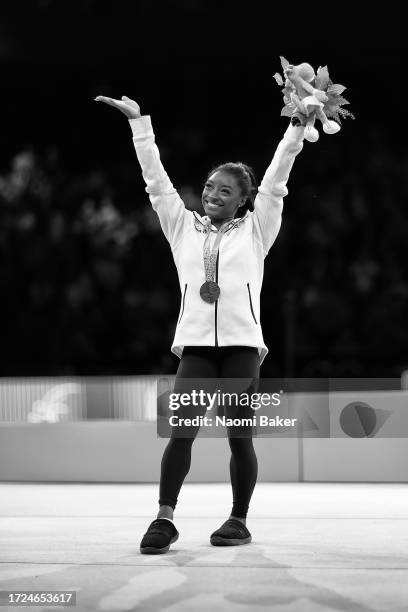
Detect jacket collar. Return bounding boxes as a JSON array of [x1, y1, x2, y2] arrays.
[[193, 210, 249, 234]]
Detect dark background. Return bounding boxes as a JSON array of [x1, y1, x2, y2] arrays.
[[1, 0, 407, 377]]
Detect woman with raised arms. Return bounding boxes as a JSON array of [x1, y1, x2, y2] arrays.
[[95, 81, 305, 553]]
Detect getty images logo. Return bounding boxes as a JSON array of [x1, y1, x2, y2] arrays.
[[27, 383, 81, 423]]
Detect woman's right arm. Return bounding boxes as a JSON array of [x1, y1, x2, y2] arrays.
[[95, 96, 188, 249]]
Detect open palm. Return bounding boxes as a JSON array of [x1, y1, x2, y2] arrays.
[[94, 95, 141, 119]]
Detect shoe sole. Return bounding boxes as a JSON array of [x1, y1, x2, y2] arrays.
[[140, 533, 179, 554], [210, 535, 252, 546]]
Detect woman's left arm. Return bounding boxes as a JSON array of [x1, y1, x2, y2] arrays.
[[253, 123, 305, 256]]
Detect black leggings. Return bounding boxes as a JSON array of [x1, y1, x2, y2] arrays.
[[159, 346, 260, 519]]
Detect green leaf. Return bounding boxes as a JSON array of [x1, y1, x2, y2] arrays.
[[325, 92, 337, 104], [328, 83, 346, 95], [273, 72, 284, 86], [280, 56, 290, 71], [336, 96, 350, 106], [281, 105, 293, 117]]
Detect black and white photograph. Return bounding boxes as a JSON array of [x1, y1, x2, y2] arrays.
[[1, 1, 408, 611]]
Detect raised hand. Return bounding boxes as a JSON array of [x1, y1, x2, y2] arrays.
[[94, 95, 141, 119]]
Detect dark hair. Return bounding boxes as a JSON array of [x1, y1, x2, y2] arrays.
[[205, 162, 257, 217]]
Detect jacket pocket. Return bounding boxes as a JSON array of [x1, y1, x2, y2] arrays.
[[178, 283, 187, 324], [247, 283, 258, 325]]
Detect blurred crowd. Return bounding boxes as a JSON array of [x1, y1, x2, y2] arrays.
[[1, 123, 407, 377]]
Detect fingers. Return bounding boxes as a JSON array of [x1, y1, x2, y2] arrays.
[[121, 96, 140, 110], [94, 95, 121, 108], [94, 95, 135, 105], [121, 96, 137, 106], [94, 95, 141, 119]]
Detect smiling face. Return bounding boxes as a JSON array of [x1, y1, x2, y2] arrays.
[[202, 171, 246, 226]]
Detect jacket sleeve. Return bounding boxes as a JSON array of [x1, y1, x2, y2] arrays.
[[253, 123, 305, 257], [129, 115, 189, 249]]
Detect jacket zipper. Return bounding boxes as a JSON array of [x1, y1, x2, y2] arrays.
[[214, 252, 219, 346], [178, 283, 187, 324], [247, 283, 258, 324]]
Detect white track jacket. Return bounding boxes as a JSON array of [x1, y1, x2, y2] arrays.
[[130, 116, 305, 364]]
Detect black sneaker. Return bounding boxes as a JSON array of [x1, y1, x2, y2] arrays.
[[140, 518, 179, 554], [210, 519, 252, 546]]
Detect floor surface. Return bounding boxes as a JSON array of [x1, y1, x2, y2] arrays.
[[1, 482, 408, 611]]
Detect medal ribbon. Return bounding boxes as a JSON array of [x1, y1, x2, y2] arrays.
[[202, 219, 230, 283]]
